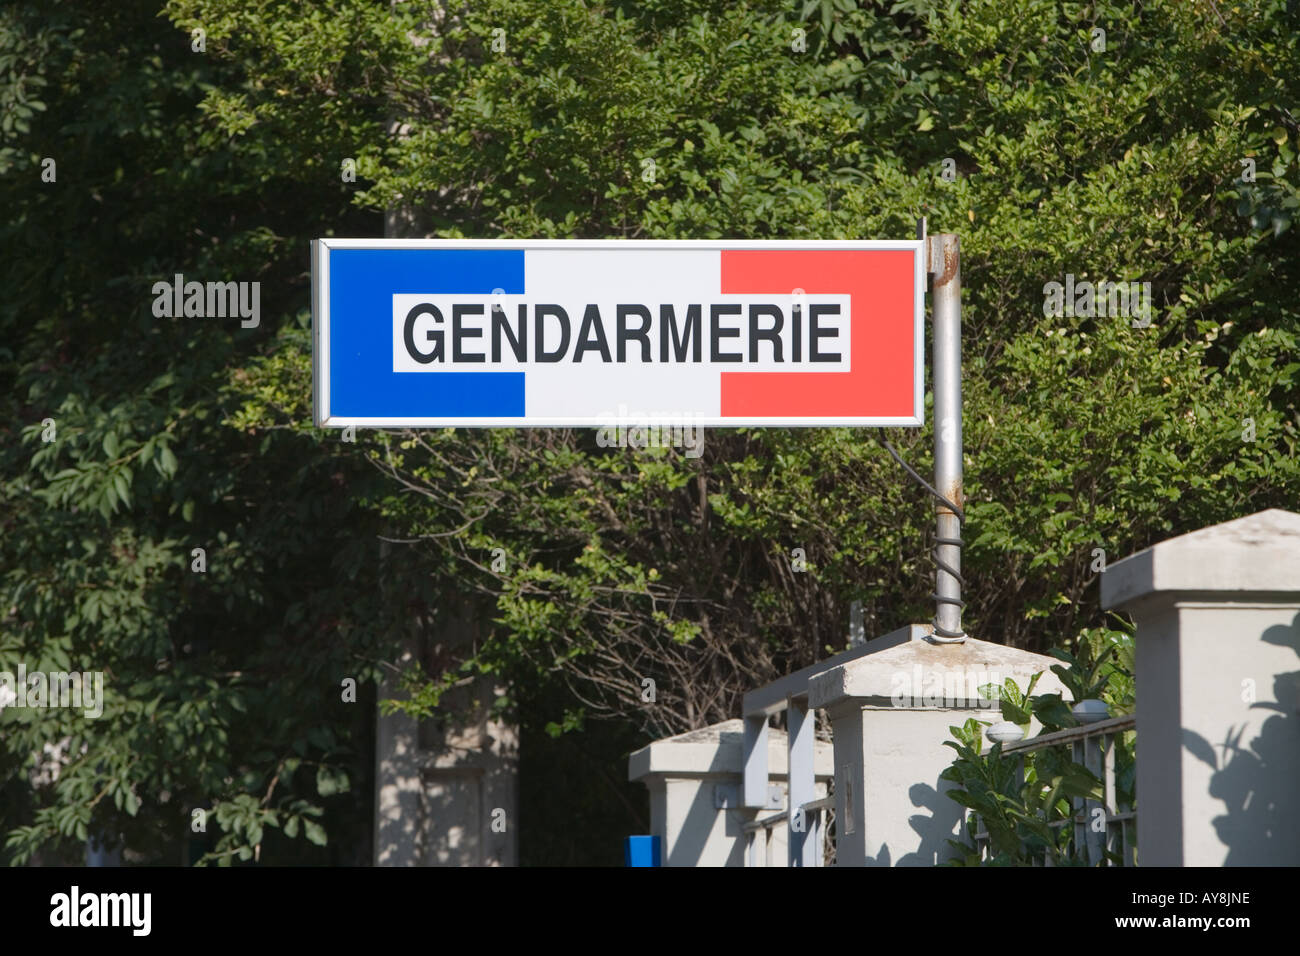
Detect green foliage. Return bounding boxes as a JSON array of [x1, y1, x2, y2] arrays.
[[943, 626, 1137, 864], [942, 715, 1103, 866], [978, 672, 1041, 730], [0, 0, 394, 864], [230, 0, 1300, 719], [1048, 616, 1136, 711]]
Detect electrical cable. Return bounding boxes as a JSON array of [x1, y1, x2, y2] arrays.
[[878, 438, 967, 642]]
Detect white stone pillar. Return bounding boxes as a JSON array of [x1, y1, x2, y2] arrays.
[[808, 625, 1067, 866], [373, 636, 423, 865], [373, 603, 519, 867], [1102, 508, 1300, 866]]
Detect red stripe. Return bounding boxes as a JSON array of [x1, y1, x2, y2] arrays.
[[719, 250, 916, 418]]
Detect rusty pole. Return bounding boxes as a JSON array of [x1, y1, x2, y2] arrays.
[[928, 233, 966, 642]]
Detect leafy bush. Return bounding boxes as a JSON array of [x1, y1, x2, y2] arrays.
[[941, 625, 1136, 865]]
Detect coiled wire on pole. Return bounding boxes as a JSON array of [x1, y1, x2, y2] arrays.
[[880, 439, 966, 642]]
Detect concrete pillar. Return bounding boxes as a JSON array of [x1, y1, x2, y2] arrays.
[[375, 81, 519, 864], [1102, 508, 1300, 866], [808, 625, 1067, 866], [628, 719, 833, 867], [374, 635, 424, 865], [374, 602, 519, 867], [418, 672, 518, 867]]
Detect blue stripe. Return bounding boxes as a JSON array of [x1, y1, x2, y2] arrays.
[[328, 248, 525, 418]]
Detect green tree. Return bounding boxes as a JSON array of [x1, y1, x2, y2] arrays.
[[220, 0, 1299, 732], [0, 0, 406, 865]]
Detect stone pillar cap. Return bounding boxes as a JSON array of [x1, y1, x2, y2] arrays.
[[1101, 509, 1300, 610], [808, 630, 1068, 711]]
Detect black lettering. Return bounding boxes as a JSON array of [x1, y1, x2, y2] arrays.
[[660, 305, 702, 362], [535, 304, 570, 362], [710, 304, 742, 363], [452, 304, 485, 362], [792, 303, 802, 363], [616, 304, 652, 363], [492, 304, 528, 362], [573, 304, 612, 362], [404, 303, 443, 364], [809, 303, 841, 362], [748, 304, 784, 363]]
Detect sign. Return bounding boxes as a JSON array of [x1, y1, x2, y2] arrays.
[[311, 239, 924, 428]]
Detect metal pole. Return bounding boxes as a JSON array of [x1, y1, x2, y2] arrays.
[[929, 233, 965, 642]]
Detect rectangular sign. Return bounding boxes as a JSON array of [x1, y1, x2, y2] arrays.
[[311, 239, 925, 428]]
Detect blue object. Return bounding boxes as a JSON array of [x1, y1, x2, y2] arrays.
[[625, 835, 662, 867], [324, 247, 526, 420]]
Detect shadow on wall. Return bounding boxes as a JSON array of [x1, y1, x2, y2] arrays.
[[1182, 611, 1300, 865], [901, 780, 960, 866], [673, 779, 745, 867], [865, 778, 960, 867]]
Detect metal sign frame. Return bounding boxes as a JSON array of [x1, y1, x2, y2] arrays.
[[310, 237, 926, 429]]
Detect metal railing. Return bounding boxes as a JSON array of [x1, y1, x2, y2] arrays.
[[969, 714, 1136, 866], [742, 795, 836, 867], [739, 624, 928, 867]]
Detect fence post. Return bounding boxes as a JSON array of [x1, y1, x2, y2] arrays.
[[1102, 508, 1300, 866], [743, 714, 770, 810], [787, 696, 817, 867], [808, 625, 1068, 865]]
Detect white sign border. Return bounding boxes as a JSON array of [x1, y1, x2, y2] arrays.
[[312, 238, 925, 429]]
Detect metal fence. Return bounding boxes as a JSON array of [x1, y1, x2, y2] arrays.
[[738, 638, 885, 867], [969, 714, 1136, 865], [742, 794, 836, 867]]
